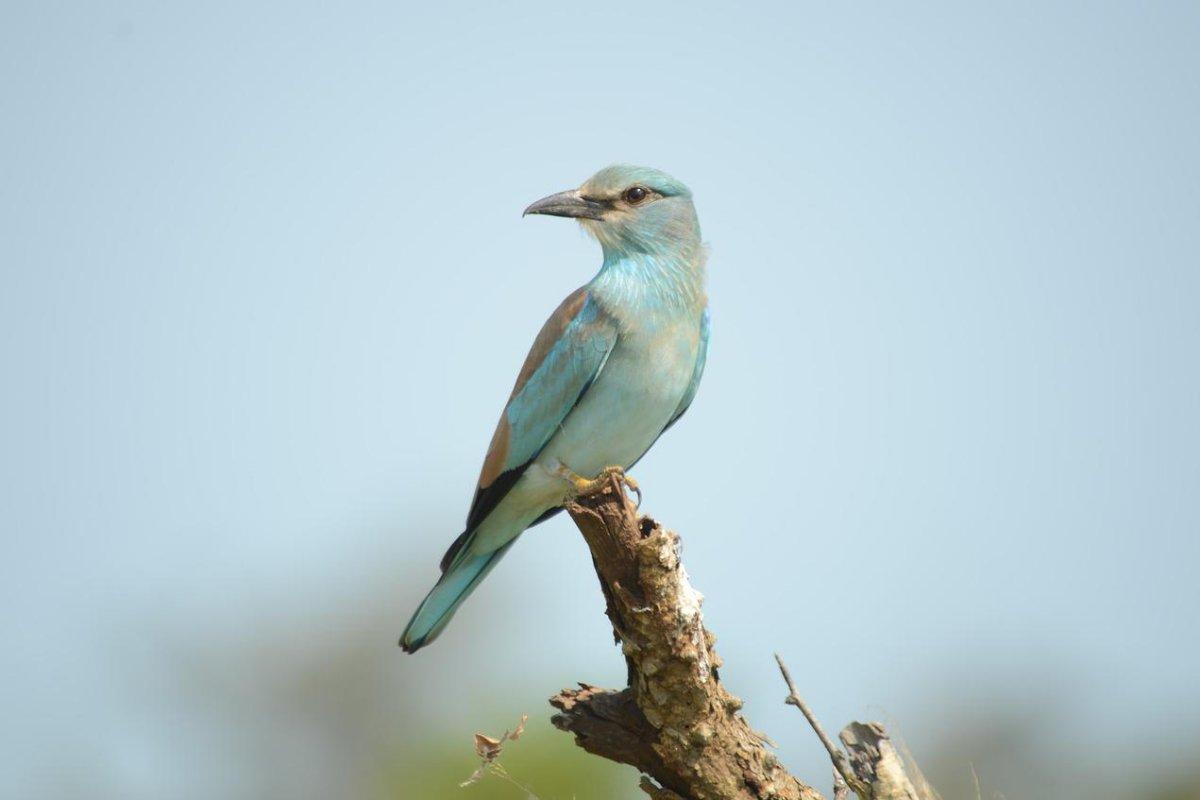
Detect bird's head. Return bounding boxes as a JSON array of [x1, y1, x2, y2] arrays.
[[524, 164, 700, 259]]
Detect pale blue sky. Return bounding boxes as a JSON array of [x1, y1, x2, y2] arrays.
[[2, 2, 1198, 797]]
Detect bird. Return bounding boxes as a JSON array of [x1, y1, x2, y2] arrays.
[[400, 164, 710, 653]]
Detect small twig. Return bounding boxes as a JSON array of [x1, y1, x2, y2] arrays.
[[486, 762, 539, 799], [833, 767, 849, 800], [774, 653, 861, 794]]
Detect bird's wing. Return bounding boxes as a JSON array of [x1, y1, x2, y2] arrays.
[[662, 307, 710, 434], [439, 287, 619, 572]]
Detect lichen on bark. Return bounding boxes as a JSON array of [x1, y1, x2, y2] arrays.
[[549, 474, 823, 800]]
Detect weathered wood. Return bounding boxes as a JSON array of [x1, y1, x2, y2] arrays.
[[549, 475, 823, 800], [775, 654, 936, 800], [839, 722, 935, 800]]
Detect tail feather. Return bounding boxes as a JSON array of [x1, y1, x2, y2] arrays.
[[439, 529, 472, 573], [399, 541, 514, 653]]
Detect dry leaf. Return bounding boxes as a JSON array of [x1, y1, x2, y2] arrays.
[[462, 714, 534, 791], [473, 732, 503, 761], [510, 714, 528, 741]]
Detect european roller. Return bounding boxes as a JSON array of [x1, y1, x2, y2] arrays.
[[400, 165, 709, 653]]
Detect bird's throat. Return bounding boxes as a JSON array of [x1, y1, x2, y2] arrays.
[[591, 247, 707, 325]]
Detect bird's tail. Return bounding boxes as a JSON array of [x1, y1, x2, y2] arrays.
[[399, 541, 514, 653]]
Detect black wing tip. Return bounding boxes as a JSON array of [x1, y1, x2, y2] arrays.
[[399, 635, 426, 654], [439, 529, 472, 573], [465, 465, 529, 532]]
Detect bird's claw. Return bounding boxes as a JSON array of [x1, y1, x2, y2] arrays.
[[617, 469, 643, 508], [559, 464, 641, 508]]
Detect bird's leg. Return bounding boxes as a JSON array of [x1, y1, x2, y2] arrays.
[[557, 464, 641, 508]]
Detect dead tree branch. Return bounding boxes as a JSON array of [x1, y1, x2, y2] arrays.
[[837, 723, 936, 800], [549, 477, 937, 800], [775, 654, 936, 800], [774, 654, 866, 796], [549, 474, 823, 800]]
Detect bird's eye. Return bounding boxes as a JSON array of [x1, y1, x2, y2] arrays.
[[623, 186, 649, 204]]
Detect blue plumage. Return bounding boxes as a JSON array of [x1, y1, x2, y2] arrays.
[[402, 543, 515, 652], [401, 165, 709, 653]]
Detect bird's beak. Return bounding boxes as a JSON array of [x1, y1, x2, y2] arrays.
[[522, 190, 607, 220]]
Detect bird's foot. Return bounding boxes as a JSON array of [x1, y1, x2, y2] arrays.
[[558, 464, 641, 507]]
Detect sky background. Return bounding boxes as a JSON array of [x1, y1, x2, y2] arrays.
[[2, 2, 1198, 798]]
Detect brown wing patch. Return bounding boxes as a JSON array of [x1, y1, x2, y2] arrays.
[[474, 287, 586, 492], [463, 286, 595, 535], [508, 287, 588, 400], [477, 413, 510, 489]]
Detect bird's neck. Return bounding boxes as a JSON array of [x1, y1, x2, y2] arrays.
[[590, 239, 707, 327]]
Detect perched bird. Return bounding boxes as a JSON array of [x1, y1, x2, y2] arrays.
[[400, 164, 709, 653]]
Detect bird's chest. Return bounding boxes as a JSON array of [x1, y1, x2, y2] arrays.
[[548, 319, 699, 473]]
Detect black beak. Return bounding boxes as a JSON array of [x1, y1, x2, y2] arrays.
[[522, 190, 607, 220]]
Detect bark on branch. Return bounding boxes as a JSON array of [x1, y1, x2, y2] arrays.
[[546, 476, 939, 799], [549, 475, 823, 800], [775, 655, 937, 800]]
